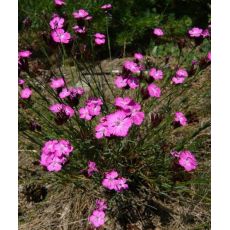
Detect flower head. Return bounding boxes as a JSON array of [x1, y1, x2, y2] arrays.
[[73, 9, 89, 19], [178, 150, 198, 171], [107, 111, 132, 137], [147, 83, 161, 98], [50, 78, 65, 90], [188, 27, 203, 37], [174, 112, 187, 126], [96, 199, 107, 211], [87, 161, 98, 176], [73, 25, 87, 34], [20, 87, 32, 99], [40, 139, 73, 172], [79, 107, 92, 121], [54, 0, 65, 6], [88, 210, 105, 228], [207, 51, 211, 62], [50, 16, 64, 30], [94, 33, 106, 45], [18, 79, 25, 85], [134, 53, 144, 61], [153, 28, 164, 36], [114, 75, 128, 89], [101, 4, 112, 10], [18, 50, 32, 58], [51, 29, 71, 44], [149, 68, 163, 80], [123, 60, 140, 74]]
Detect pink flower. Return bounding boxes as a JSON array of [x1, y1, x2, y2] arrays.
[[96, 199, 107, 211], [95, 122, 111, 139], [63, 105, 75, 117], [20, 87, 32, 99], [176, 69, 188, 78], [147, 83, 161, 98], [170, 151, 181, 158], [49, 103, 63, 113], [18, 50, 32, 58], [153, 28, 164, 36], [172, 68, 188, 84], [129, 110, 145, 126], [172, 76, 186, 84], [50, 78, 65, 89], [69, 87, 85, 98], [79, 107, 92, 120], [102, 170, 128, 192], [188, 27, 203, 37], [88, 210, 105, 228], [114, 97, 132, 110], [87, 161, 98, 176], [88, 104, 101, 116], [18, 79, 25, 85], [149, 68, 163, 80], [40, 139, 73, 172], [73, 25, 87, 34], [123, 60, 140, 74], [54, 140, 74, 156], [107, 110, 132, 137], [51, 29, 71, 44], [102, 170, 119, 190], [59, 88, 70, 98], [114, 75, 128, 89], [49, 104, 75, 118], [174, 112, 187, 126], [115, 177, 129, 192], [86, 98, 103, 107], [207, 51, 211, 62], [101, 4, 112, 10], [73, 9, 89, 19], [49, 16, 64, 30], [54, 0, 65, 6], [134, 53, 144, 61], [85, 15, 93, 21], [178, 150, 198, 172], [127, 76, 139, 89], [94, 33, 106, 45], [201, 29, 210, 38]]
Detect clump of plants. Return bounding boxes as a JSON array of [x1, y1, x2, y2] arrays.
[[19, 0, 211, 228]]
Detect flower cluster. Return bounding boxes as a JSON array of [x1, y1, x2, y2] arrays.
[[114, 54, 144, 89], [171, 150, 198, 172], [88, 199, 107, 228], [40, 139, 74, 172], [188, 27, 210, 38], [49, 103, 75, 124], [172, 68, 188, 84], [50, 15, 71, 44], [79, 98, 103, 121], [174, 112, 187, 126], [102, 170, 128, 192], [59, 87, 85, 105], [94, 33, 106, 45], [95, 97, 144, 139]]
